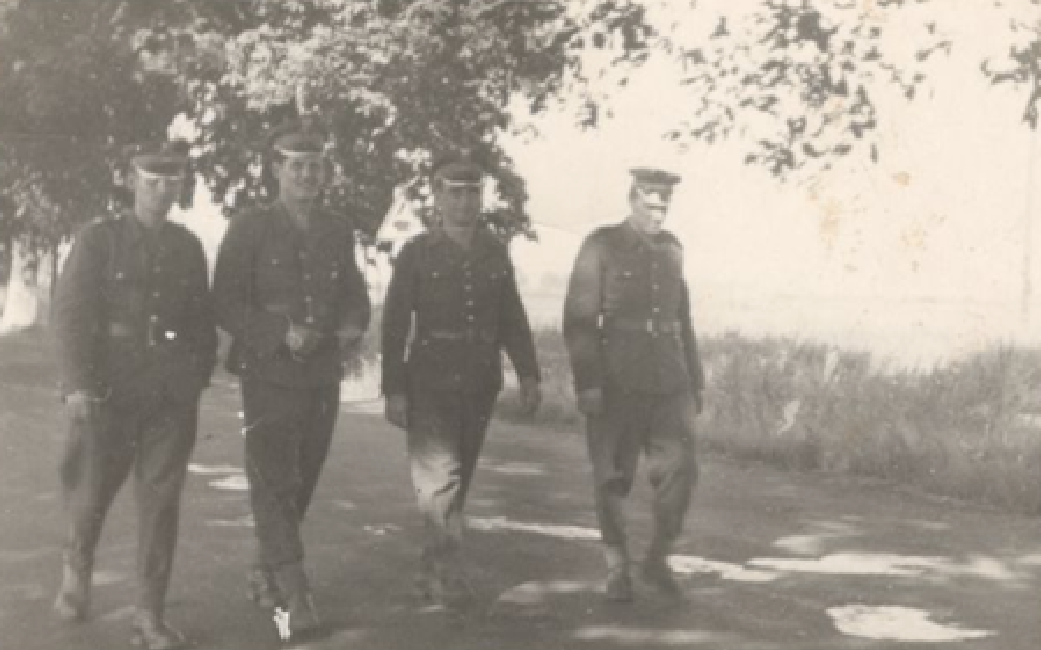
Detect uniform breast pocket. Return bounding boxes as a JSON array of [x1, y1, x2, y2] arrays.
[[104, 269, 144, 313], [256, 254, 294, 299]]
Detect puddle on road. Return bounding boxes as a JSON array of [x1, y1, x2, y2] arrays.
[[188, 463, 243, 476], [669, 555, 779, 583], [829, 605, 995, 642], [210, 475, 250, 491], [468, 516, 600, 541]]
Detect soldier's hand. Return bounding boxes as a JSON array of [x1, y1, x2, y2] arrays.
[[385, 394, 408, 429], [575, 388, 604, 417], [335, 325, 364, 351], [286, 324, 320, 356], [64, 390, 98, 422], [519, 377, 542, 416]]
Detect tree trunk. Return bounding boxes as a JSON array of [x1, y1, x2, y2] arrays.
[[0, 239, 55, 332]]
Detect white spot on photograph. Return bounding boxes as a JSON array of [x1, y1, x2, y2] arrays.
[[829, 605, 995, 642]]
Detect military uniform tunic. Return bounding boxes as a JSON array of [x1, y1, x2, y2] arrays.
[[52, 213, 216, 614], [563, 221, 702, 555], [212, 203, 370, 569], [381, 228, 539, 570]]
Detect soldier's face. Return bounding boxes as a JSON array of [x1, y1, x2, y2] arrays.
[[275, 153, 327, 201], [435, 182, 482, 227], [131, 169, 185, 218], [629, 184, 672, 234]]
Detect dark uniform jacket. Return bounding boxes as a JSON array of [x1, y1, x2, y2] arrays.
[[53, 214, 217, 406], [563, 221, 704, 395], [381, 228, 539, 396], [212, 203, 371, 388]]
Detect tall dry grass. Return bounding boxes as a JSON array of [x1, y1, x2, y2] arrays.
[[498, 327, 1041, 515]]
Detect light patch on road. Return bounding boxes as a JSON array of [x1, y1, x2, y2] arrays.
[[669, 555, 780, 583], [751, 553, 946, 576], [1017, 553, 1041, 566], [497, 580, 598, 605], [750, 553, 1021, 580], [0, 584, 45, 600], [479, 460, 547, 476], [331, 499, 357, 511], [206, 514, 254, 528], [210, 475, 250, 491], [573, 627, 719, 644], [340, 398, 385, 415], [468, 516, 601, 541], [908, 520, 951, 531], [92, 570, 128, 586], [101, 605, 136, 622], [363, 524, 401, 536], [829, 605, 995, 642], [188, 463, 243, 475], [0, 548, 53, 563], [773, 521, 859, 555]]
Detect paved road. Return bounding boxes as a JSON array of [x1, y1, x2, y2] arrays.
[[1, 333, 1039, 649]]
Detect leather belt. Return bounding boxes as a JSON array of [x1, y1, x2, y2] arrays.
[[107, 322, 180, 344], [606, 318, 683, 334]]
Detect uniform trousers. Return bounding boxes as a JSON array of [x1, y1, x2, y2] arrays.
[[585, 387, 697, 557], [60, 395, 198, 615], [406, 388, 498, 570], [241, 380, 339, 570]]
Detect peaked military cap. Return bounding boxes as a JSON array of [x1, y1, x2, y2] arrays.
[[268, 117, 330, 156], [629, 167, 682, 189], [130, 141, 190, 178], [430, 150, 484, 187]]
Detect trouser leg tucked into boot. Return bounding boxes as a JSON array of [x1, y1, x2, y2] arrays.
[[603, 545, 633, 602], [274, 562, 322, 641], [54, 558, 91, 622], [132, 609, 186, 650]]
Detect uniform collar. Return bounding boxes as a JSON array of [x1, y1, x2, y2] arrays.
[[429, 226, 500, 259], [118, 211, 169, 245]]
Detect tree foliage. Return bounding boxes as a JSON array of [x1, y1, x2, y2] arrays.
[[2, 0, 1040, 256]]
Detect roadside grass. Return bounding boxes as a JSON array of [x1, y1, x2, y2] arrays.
[[498, 327, 1041, 516], [8, 321, 1041, 515]]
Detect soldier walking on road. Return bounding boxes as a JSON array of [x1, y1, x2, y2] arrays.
[[212, 119, 370, 642], [52, 141, 217, 650], [381, 152, 542, 606], [563, 167, 705, 603]]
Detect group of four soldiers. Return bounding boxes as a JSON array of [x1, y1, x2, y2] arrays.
[[51, 120, 704, 648]]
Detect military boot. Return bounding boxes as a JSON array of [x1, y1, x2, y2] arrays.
[[602, 546, 633, 602], [640, 543, 684, 599], [131, 610, 186, 650], [273, 562, 322, 641], [53, 561, 91, 622], [247, 566, 284, 609]]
